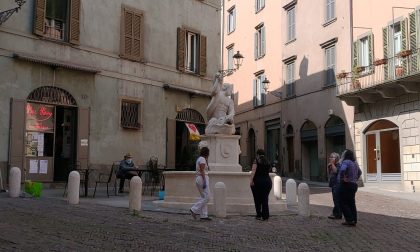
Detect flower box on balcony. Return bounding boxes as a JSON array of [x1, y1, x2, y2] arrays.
[[337, 72, 348, 79], [398, 50, 412, 58], [373, 58, 388, 66], [355, 66, 365, 73], [350, 79, 361, 90], [395, 66, 404, 77]]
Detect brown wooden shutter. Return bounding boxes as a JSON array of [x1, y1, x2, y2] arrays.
[[120, 6, 143, 61], [77, 107, 90, 169], [199, 34, 207, 76], [33, 0, 46, 36], [9, 99, 26, 170], [177, 27, 186, 71], [69, 0, 81, 44], [166, 118, 176, 169]]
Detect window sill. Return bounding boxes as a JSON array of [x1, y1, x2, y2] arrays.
[[323, 18, 337, 27], [284, 95, 296, 100], [254, 54, 266, 61], [285, 38, 296, 46], [227, 29, 235, 35], [40, 36, 72, 46], [121, 125, 142, 131]]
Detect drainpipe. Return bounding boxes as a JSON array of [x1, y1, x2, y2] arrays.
[[221, 0, 225, 71], [349, 0, 356, 152]]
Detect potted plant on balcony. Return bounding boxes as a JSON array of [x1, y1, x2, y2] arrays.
[[336, 71, 348, 79], [398, 49, 412, 58], [395, 65, 404, 77], [373, 58, 388, 66]]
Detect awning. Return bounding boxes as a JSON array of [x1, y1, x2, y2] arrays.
[[13, 52, 100, 74], [163, 83, 211, 97]]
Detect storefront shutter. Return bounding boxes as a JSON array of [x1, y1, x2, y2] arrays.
[[33, 0, 46, 36], [177, 28, 186, 71], [383, 27, 389, 79], [9, 99, 26, 171], [77, 107, 89, 169], [409, 11, 418, 72], [199, 35, 207, 76], [69, 0, 81, 44], [166, 119, 176, 169]]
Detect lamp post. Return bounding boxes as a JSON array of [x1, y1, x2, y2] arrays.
[[262, 77, 270, 93], [218, 51, 244, 77], [0, 0, 26, 26]]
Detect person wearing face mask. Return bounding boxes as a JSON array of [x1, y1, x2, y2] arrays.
[[116, 153, 138, 193]]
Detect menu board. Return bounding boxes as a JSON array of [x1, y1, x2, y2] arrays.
[[26, 103, 54, 132]]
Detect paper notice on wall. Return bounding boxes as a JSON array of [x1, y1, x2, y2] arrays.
[[37, 133, 44, 147], [29, 160, 39, 174], [39, 160, 48, 174]]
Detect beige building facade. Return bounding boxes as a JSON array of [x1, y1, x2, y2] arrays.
[[0, 0, 221, 185], [338, 0, 420, 189], [224, 0, 354, 182]]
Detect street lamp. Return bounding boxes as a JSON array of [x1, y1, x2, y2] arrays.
[[262, 77, 270, 93], [219, 50, 244, 77], [0, 0, 26, 26]]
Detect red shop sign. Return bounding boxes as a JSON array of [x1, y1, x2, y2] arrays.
[[26, 103, 54, 132]]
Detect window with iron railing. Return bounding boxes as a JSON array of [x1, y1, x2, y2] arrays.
[[121, 100, 142, 130]]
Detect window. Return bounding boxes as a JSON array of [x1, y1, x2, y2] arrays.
[[228, 6, 236, 34], [254, 24, 266, 59], [227, 45, 234, 70], [353, 34, 373, 74], [120, 5, 144, 62], [33, 0, 80, 44], [285, 61, 296, 97], [253, 73, 266, 107], [121, 100, 142, 130], [255, 0, 265, 13], [325, 45, 336, 86], [287, 7, 296, 42], [326, 0, 335, 22], [177, 28, 207, 75]]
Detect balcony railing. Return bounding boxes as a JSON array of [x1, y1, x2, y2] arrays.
[[337, 48, 420, 96]]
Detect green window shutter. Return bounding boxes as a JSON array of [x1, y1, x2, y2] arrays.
[[410, 11, 418, 72], [177, 27, 186, 71], [33, 0, 46, 36], [353, 41, 359, 68], [401, 19, 408, 73], [368, 34, 374, 66], [383, 26, 389, 79]]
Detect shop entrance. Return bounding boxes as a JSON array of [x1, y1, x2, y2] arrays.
[[301, 120, 320, 181]]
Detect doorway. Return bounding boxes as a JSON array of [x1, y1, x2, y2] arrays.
[[301, 120, 319, 181], [365, 120, 401, 181], [248, 129, 256, 167]]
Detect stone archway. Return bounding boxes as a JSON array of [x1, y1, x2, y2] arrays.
[[300, 120, 319, 181]]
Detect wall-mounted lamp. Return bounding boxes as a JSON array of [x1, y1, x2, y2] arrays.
[[262, 78, 270, 92], [0, 0, 26, 25], [219, 51, 244, 77]]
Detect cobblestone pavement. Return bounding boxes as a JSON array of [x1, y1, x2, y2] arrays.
[[1, 188, 420, 251]]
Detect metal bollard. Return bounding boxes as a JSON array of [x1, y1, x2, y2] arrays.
[[273, 176, 282, 200], [9, 167, 21, 198], [214, 182, 227, 218], [286, 179, 297, 206], [298, 183, 310, 217], [129, 176, 142, 214], [68, 171, 80, 205]]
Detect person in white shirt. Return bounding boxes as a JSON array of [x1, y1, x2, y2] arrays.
[[190, 147, 211, 220]]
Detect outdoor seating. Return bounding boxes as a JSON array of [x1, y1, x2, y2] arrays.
[[141, 156, 165, 196], [93, 162, 119, 198]]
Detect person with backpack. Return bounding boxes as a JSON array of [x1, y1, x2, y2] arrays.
[[338, 149, 362, 227]]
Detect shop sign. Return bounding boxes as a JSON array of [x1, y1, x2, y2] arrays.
[[26, 103, 54, 132]]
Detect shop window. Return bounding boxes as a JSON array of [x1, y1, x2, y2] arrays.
[[121, 100, 142, 130]]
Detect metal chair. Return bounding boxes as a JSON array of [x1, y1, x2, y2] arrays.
[[93, 163, 117, 198]]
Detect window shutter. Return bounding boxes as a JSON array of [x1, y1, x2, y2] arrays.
[[261, 0, 265, 8], [69, 0, 81, 45], [383, 26, 389, 79], [401, 19, 408, 72], [410, 11, 418, 72], [33, 0, 46, 36], [177, 27, 186, 71], [253, 79, 257, 107], [352, 41, 358, 68], [254, 32, 258, 59], [255, 0, 257, 12], [261, 74, 266, 105], [132, 12, 144, 61], [120, 6, 143, 61], [261, 26, 266, 56], [368, 34, 374, 66], [199, 35, 207, 76], [331, 47, 336, 84], [233, 8, 236, 30]]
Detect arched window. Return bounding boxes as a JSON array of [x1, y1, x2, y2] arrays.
[[175, 108, 205, 124], [27, 86, 77, 106]]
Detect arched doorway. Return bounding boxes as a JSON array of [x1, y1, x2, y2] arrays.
[[365, 120, 401, 181], [24, 86, 79, 182], [285, 125, 295, 177], [174, 109, 205, 170], [325, 116, 346, 179], [248, 128, 256, 167], [301, 120, 319, 181]]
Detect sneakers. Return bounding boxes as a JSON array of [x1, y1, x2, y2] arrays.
[[189, 209, 198, 220], [200, 217, 212, 221]]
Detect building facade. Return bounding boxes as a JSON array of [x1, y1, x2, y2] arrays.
[[223, 0, 354, 181], [338, 0, 420, 189], [0, 0, 221, 184]]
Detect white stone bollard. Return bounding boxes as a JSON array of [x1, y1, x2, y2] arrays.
[[9, 167, 21, 198], [298, 183, 310, 217], [273, 176, 282, 200], [129, 176, 142, 213], [286, 179, 297, 206], [214, 182, 227, 218], [68, 171, 80, 205]]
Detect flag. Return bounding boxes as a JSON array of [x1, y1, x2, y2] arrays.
[[185, 123, 200, 141]]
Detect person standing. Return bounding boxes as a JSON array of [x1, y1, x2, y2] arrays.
[[327, 152, 342, 220], [190, 147, 212, 220], [250, 149, 273, 221], [116, 153, 138, 193], [338, 149, 361, 226]]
